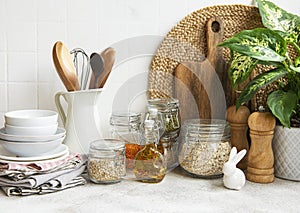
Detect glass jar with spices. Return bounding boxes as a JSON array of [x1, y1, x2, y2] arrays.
[[110, 112, 143, 169], [147, 98, 181, 137], [88, 139, 126, 184], [179, 119, 231, 178]]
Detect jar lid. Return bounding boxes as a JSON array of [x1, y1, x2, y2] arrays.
[[148, 98, 179, 111], [182, 119, 230, 141], [89, 139, 125, 151], [110, 112, 141, 126]]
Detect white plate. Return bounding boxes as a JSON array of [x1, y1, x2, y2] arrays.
[[0, 127, 66, 142], [0, 144, 69, 162]]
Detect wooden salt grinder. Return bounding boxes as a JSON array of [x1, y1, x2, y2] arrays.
[[226, 105, 250, 170], [247, 111, 276, 183]]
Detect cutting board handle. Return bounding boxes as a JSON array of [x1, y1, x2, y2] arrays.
[[206, 17, 224, 65]]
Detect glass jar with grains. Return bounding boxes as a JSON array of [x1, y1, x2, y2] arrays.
[[88, 139, 126, 184], [110, 112, 143, 169], [179, 119, 231, 178]]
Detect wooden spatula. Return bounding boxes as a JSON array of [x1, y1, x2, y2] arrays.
[[174, 17, 234, 122], [52, 41, 80, 91]]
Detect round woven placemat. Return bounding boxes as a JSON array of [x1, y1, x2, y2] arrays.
[[149, 4, 267, 110]]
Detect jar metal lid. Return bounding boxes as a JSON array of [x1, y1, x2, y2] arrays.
[[89, 139, 125, 151], [110, 112, 141, 126], [148, 98, 179, 111], [182, 119, 230, 142]]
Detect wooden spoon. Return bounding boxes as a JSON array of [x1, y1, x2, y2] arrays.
[[52, 41, 80, 91], [90, 47, 115, 88], [98, 47, 115, 88]]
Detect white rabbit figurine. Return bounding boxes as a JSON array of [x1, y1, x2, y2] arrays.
[[222, 147, 247, 190]]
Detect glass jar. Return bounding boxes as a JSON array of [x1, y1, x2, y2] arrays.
[[179, 119, 231, 178], [158, 131, 179, 172], [147, 98, 181, 137], [88, 139, 126, 184], [110, 112, 142, 170], [110, 112, 142, 144], [133, 120, 166, 183]]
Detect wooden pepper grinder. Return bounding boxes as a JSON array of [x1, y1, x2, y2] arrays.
[[247, 110, 276, 183], [226, 105, 250, 170]]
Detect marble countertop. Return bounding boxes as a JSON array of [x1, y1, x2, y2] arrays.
[[0, 168, 299, 213]]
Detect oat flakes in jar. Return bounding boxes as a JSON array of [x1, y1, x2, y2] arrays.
[[88, 139, 126, 184], [179, 119, 231, 178]]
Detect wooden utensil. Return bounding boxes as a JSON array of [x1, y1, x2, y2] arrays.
[[52, 41, 80, 91], [89, 47, 115, 89], [174, 17, 235, 121], [99, 47, 115, 88], [89, 53, 104, 89]]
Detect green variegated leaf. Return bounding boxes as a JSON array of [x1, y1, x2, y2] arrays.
[[228, 51, 258, 89], [219, 28, 286, 62], [256, 0, 300, 42], [236, 67, 287, 109], [290, 65, 300, 73], [267, 90, 298, 127], [295, 56, 300, 67]]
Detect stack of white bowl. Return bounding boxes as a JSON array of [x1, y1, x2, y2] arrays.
[[0, 110, 66, 157]]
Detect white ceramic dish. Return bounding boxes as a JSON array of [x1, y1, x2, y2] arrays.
[[4, 109, 58, 127], [0, 144, 69, 162], [5, 123, 58, 136], [0, 136, 65, 157], [0, 127, 66, 142]]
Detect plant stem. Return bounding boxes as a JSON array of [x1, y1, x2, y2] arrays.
[[291, 42, 300, 54], [283, 61, 290, 72], [286, 53, 293, 66]]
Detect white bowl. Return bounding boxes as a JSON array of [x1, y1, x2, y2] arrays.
[[5, 123, 58, 136], [5, 110, 58, 127], [0, 136, 65, 157], [0, 127, 66, 142]]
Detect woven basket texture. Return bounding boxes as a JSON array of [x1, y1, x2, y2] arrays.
[[148, 4, 285, 111]]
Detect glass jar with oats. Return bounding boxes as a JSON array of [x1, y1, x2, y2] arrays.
[[88, 139, 126, 184], [179, 119, 231, 179]]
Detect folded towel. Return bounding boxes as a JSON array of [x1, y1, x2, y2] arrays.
[[0, 153, 88, 196], [2, 175, 86, 196], [0, 154, 87, 180]]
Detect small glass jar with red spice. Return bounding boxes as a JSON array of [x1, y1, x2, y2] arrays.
[[110, 112, 143, 170]]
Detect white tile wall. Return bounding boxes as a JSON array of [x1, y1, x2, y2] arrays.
[[7, 83, 37, 110], [7, 52, 37, 82], [37, 0, 66, 22], [0, 0, 298, 129], [7, 23, 37, 52], [0, 83, 7, 111], [0, 53, 6, 82], [6, 0, 37, 23]]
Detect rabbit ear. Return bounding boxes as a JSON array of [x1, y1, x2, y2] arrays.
[[233, 149, 247, 165], [228, 147, 237, 162]]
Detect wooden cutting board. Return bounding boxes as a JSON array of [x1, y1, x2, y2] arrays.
[[174, 16, 237, 122]]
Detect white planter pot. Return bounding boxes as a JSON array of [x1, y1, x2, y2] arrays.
[[273, 126, 300, 181]]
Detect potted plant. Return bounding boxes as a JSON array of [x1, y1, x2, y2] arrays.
[[219, 0, 300, 181]]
